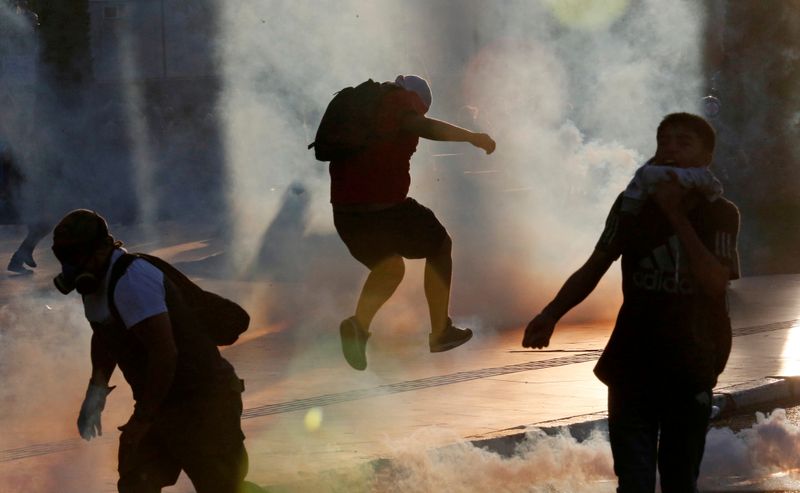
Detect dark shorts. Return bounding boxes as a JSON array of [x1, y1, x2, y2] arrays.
[[333, 197, 449, 270], [118, 378, 247, 493]]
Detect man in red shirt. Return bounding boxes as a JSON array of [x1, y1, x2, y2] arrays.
[[331, 75, 496, 370]]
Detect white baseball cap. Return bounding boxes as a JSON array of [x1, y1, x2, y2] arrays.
[[395, 74, 432, 110]]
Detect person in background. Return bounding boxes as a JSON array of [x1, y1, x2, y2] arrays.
[[0, 139, 50, 275]]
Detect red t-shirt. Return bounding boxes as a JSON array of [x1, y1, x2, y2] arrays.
[[329, 89, 427, 205]]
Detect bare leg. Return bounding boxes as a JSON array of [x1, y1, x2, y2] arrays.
[[424, 235, 452, 335], [355, 255, 405, 329]]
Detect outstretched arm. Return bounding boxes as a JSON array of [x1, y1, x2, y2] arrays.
[[400, 114, 496, 154], [522, 249, 616, 348]]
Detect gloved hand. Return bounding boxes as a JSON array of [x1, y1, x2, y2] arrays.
[[77, 381, 115, 441]]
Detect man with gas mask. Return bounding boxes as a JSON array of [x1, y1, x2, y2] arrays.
[[52, 209, 255, 493]]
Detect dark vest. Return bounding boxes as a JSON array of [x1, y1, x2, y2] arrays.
[[89, 258, 235, 403]]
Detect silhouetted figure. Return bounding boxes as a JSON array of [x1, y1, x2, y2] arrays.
[[51, 209, 262, 493], [316, 75, 495, 370], [7, 221, 50, 274], [523, 113, 740, 493], [0, 140, 50, 275], [249, 183, 309, 282], [0, 140, 22, 224]]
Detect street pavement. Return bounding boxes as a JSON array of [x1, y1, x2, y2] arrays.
[[1, 224, 800, 492]]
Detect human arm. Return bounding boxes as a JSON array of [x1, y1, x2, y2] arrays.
[[400, 114, 496, 154], [77, 331, 117, 440], [89, 330, 116, 386], [522, 249, 617, 348], [652, 175, 730, 297], [118, 313, 177, 446], [108, 259, 175, 446]]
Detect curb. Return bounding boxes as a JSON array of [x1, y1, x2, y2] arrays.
[[469, 376, 800, 457], [712, 376, 800, 416], [264, 376, 800, 491]]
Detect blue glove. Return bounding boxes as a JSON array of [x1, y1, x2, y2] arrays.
[[77, 381, 115, 441]]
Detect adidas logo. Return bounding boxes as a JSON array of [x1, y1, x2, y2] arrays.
[[633, 270, 695, 294], [632, 235, 695, 294]]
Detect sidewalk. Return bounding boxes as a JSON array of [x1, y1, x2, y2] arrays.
[[235, 274, 800, 487], [1, 226, 800, 492]]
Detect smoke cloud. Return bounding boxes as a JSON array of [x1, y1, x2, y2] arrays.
[[3, 1, 778, 492], [245, 411, 800, 493], [0, 0, 710, 333], [701, 408, 800, 485], [215, 0, 706, 332]]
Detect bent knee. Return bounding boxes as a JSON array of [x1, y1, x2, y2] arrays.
[[373, 256, 405, 278], [436, 234, 452, 256]]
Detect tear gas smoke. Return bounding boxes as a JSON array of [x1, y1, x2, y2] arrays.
[[0, 292, 129, 493], [241, 412, 800, 492], [701, 408, 800, 483], [1, 1, 774, 492], [217, 0, 705, 332], [0, 0, 708, 333]]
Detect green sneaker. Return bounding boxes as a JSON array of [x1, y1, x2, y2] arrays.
[[340, 316, 370, 370], [429, 320, 473, 353]]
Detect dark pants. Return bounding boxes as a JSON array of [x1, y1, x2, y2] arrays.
[[118, 380, 248, 493], [608, 386, 711, 493]]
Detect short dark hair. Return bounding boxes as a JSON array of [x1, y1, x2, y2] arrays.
[[657, 112, 715, 153]]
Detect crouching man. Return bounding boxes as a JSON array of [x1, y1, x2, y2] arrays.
[[52, 209, 257, 493]]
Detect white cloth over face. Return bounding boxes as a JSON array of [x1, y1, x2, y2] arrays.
[[621, 159, 723, 214]]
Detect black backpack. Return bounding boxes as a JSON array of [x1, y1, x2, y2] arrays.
[[108, 253, 250, 346], [308, 79, 400, 161]]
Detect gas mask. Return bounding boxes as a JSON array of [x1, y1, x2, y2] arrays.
[[51, 210, 114, 296], [53, 263, 101, 295], [52, 244, 104, 296]]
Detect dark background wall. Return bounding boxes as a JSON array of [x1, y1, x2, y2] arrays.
[[2, 0, 227, 226], [705, 0, 800, 275]]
